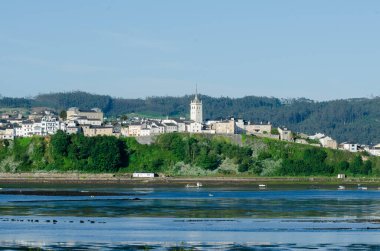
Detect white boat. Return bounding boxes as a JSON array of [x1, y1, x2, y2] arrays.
[[208, 193, 214, 197], [338, 186, 345, 190], [259, 184, 267, 189], [186, 182, 203, 188], [357, 184, 368, 190]]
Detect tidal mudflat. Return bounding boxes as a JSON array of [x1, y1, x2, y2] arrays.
[[1, 184, 380, 250]]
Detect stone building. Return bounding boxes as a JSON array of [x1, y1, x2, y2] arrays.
[[245, 123, 272, 135], [67, 107, 104, 122], [211, 119, 236, 134], [190, 91, 203, 124], [278, 127, 293, 141], [319, 136, 338, 149], [82, 125, 114, 137]]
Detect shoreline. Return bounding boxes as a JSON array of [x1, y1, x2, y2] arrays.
[[1, 172, 380, 186]]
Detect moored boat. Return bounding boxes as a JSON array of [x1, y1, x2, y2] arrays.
[[258, 184, 267, 189], [186, 182, 203, 188]]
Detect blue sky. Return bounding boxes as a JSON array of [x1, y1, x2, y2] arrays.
[[1, 1, 379, 100]]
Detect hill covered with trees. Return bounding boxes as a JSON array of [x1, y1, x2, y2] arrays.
[[1, 91, 380, 144], [0, 133, 378, 177]]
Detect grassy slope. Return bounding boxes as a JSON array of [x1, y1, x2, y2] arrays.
[[0, 134, 379, 177]]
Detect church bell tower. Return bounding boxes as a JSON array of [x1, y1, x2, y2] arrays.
[[190, 86, 203, 123]]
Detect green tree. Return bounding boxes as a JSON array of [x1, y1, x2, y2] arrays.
[[271, 128, 279, 135], [87, 136, 122, 172], [238, 158, 250, 172], [51, 130, 70, 158], [196, 148, 220, 170], [59, 110, 67, 120], [120, 114, 128, 121], [337, 161, 350, 172], [363, 160, 372, 175], [349, 155, 363, 175], [3, 139, 9, 148]]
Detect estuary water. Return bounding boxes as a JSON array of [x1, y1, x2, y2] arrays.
[[1, 183, 380, 250]]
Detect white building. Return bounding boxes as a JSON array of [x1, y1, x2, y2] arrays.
[[190, 91, 203, 124], [32, 123, 44, 136], [41, 115, 62, 135], [21, 121, 34, 137], [66, 126, 81, 134], [0, 128, 15, 140], [32, 115, 63, 136], [340, 142, 358, 153], [178, 122, 187, 132], [75, 117, 102, 126], [14, 125, 23, 137], [366, 144, 380, 156], [189, 122, 203, 133], [309, 133, 326, 140], [163, 122, 178, 133], [151, 122, 165, 135], [140, 128, 151, 136]]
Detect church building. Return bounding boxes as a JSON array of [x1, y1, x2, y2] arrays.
[[190, 90, 203, 123]]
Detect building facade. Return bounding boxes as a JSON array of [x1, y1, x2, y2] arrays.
[[278, 127, 293, 141], [245, 123, 272, 135], [211, 119, 236, 134], [319, 136, 338, 149], [190, 93, 203, 123], [67, 107, 104, 122]]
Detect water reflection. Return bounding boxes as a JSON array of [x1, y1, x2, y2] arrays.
[[1, 186, 380, 249], [1, 187, 380, 218]]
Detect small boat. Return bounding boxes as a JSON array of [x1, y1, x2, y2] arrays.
[[186, 182, 203, 188], [259, 184, 267, 189], [357, 184, 368, 190], [208, 193, 214, 197], [338, 186, 345, 190]]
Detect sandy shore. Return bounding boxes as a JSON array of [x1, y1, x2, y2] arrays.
[[0, 172, 380, 186]]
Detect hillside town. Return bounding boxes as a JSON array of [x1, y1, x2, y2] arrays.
[[1, 93, 379, 157]]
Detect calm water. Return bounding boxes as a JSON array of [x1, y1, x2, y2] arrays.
[[1, 184, 380, 250]]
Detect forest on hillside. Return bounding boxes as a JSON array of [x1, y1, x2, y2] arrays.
[[1, 91, 380, 144], [0, 133, 377, 176]]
